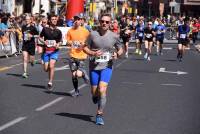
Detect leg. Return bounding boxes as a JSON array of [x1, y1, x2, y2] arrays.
[[48, 59, 56, 84], [95, 68, 112, 125], [90, 70, 100, 103], [148, 41, 153, 55], [22, 51, 29, 75], [156, 40, 160, 54], [144, 40, 148, 59]]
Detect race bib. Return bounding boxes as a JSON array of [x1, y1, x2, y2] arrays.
[[95, 52, 111, 63], [146, 33, 152, 38], [24, 33, 30, 41], [139, 33, 143, 37], [72, 41, 81, 49], [157, 30, 162, 34], [46, 40, 56, 47], [180, 34, 186, 39]]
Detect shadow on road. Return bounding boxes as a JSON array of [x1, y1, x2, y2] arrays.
[[55, 113, 95, 123], [163, 59, 177, 62], [21, 84, 46, 89], [7, 73, 22, 77], [44, 91, 72, 97]]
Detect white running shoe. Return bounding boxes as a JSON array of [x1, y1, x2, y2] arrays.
[[144, 53, 148, 59]]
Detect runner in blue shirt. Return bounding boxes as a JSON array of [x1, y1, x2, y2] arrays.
[[155, 19, 166, 55], [134, 19, 144, 55]]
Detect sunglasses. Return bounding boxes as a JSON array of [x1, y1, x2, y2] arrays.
[[148, 24, 152, 25], [100, 20, 110, 24]]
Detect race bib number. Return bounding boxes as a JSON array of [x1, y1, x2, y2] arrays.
[[95, 52, 111, 63], [24, 33, 30, 41], [139, 33, 143, 37], [72, 41, 81, 49], [157, 30, 162, 34], [46, 40, 56, 47], [146, 33, 152, 38], [180, 34, 186, 39]]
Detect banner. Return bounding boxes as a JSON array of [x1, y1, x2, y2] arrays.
[[66, 0, 84, 20], [184, 0, 200, 5]]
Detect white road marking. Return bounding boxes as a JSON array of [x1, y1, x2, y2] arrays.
[[36, 97, 64, 111], [160, 83, 182, 87], [159, 67, 188, 75], [55, 65, 69, 71], [116, 59, 128, 68], [0, 116, 27, 131], [122, 82, 144, 85], [163, 47, 173, 50]]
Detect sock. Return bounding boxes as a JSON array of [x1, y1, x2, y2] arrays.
[[72, 77, 78, 92]]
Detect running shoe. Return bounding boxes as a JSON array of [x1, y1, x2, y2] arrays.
[[125, 52, 128, 58], [144, 53, 148, 59], [147, 56, 151, 61], [71, 90, 80, 97], [92, 96, 99, 104], [30, 60, 36, 67], [47, 83, 53, 91], [22, 73, 28, 78], [134, 49, 139, 54], [138, 50, 142, 55], [96, 114, 104, 125]]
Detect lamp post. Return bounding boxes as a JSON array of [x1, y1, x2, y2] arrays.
[[148, 0, 152, 19]]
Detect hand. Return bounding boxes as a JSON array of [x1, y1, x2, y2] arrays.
[[55, 43, 59, 49], [94, 50, 103, 56], [112, 52, 118, 60]]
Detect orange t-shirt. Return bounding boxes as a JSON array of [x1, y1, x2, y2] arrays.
[[66, 27, 89, 59]]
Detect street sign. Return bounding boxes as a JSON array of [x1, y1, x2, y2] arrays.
[[174, 3, 180, 13], [169, 1, 177, 7]]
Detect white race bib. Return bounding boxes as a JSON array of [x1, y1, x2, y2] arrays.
[[24, 33, 30, 41], [139, 33, 143, 37], [157, 30, 162, 34], [146, 34, 152, 38], [46, 40, 56, 47], [180, 34, 186, 39], [72, 41, 81, 48], [95, 52, 111, 63]]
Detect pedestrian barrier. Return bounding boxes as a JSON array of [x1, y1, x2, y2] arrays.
[[0, 31, 19, 58]]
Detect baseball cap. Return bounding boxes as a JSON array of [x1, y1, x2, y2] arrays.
[[73, 13, 84, 20]]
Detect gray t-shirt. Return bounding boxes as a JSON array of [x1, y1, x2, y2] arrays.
[[87, 30, 122, 70]]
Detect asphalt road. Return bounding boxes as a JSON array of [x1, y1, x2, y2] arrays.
[[0, 43, 200, 134]]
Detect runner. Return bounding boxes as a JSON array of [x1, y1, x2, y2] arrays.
[[155, 19, 166, 56], [134, 19, 144, 55], [120, 17, 133, 58], [177, 18, 190, 62], [39, 14, 62, 91], [144, 21, 155, 61], [83, 13, 123, 125], [21, 16, 38, 78], [66, 14, 90, 97]]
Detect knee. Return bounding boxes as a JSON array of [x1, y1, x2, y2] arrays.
[[99, 86, 107, 97], [73, 70, 83, 78]]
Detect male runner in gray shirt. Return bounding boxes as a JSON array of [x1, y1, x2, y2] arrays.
[[84, 13, 123, 125]]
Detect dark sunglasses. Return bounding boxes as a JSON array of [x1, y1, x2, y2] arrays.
[[148, 24, 152, 25], [100, 20, 110, 24]]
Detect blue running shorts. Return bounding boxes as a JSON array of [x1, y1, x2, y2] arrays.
[[90, 67, 113, 86], [42, 51, 59, 63]]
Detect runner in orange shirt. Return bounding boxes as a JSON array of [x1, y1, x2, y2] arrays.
[[66, 14, 90, 97]]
